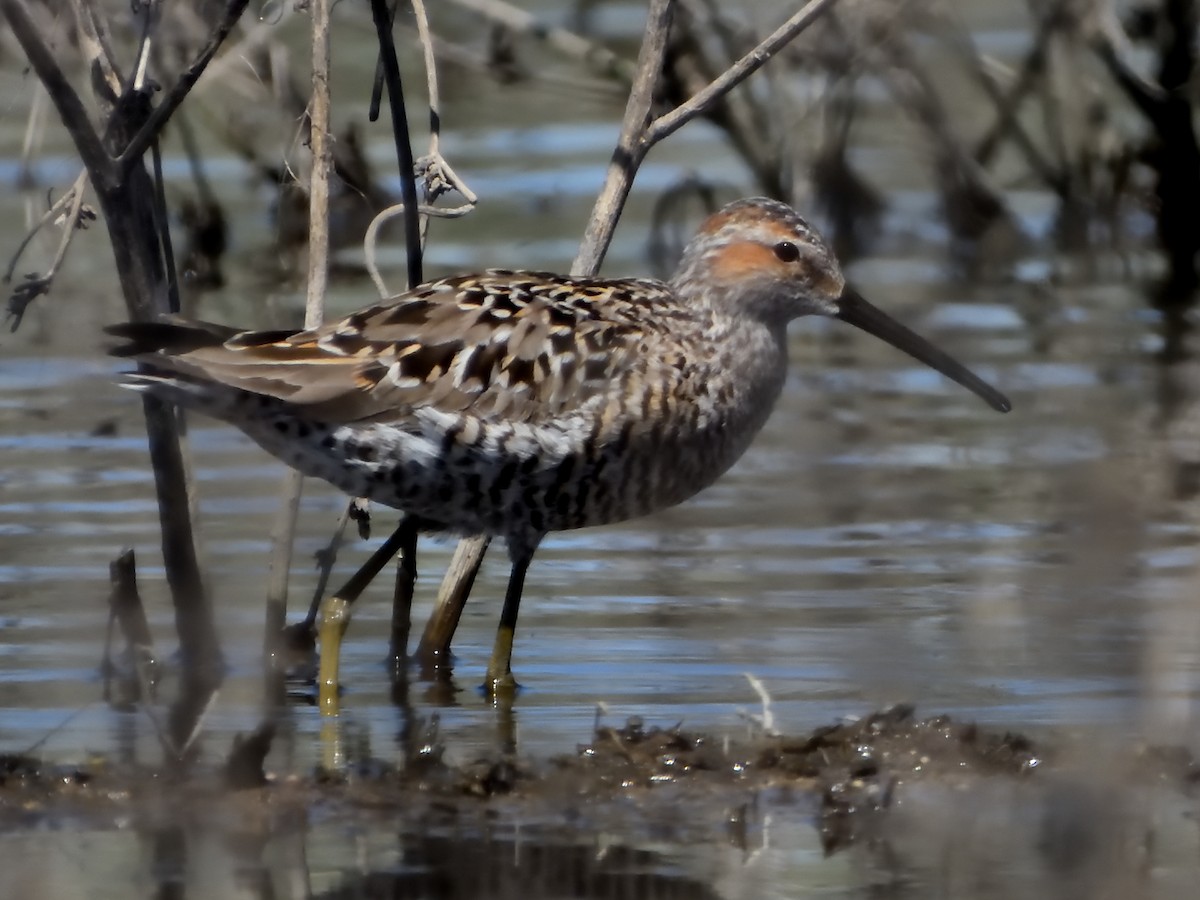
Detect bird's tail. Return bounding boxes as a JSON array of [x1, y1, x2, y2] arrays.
[[104, 318, 242, 358], [106, 319, 295, 424]]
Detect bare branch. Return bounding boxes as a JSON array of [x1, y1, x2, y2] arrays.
[[115, 0, 252, 172], [445, 0, 638, 84], [412, 0, 479, 210], [67, 0, 123, 100], [369, 0, 424, 288], [306, 0, 333, 326], [573, 0, 676, 275], [5, 170, 88, 281], [5, 170, 95, 330], [1091, 4, 1167, 119], [364, 201, 473, 299], [265, 0, 334, 652], [643, 0, 840, 147], [1, 0, 112, 180], [18, 82, 47, 182]]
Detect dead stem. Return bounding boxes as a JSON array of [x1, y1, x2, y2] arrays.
[[264, 0, 335, 666]]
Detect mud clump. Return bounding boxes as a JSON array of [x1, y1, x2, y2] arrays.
[[1, 705, 1195, 859]]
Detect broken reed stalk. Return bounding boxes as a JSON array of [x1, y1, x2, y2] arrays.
[[1, 1, 252, 693], [367, 0, 426, 666], [105, 548, 158, 704], [264, 0, 336, 668]]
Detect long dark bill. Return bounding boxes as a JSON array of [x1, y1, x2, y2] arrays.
[[834, 287, 1011, 413]]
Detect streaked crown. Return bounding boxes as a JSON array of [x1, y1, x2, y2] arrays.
[[670, 198, 844, 324]]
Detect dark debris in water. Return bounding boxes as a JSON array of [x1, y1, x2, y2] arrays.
[[0, 707, 1195, 858], [565, 705, 1045, 854]]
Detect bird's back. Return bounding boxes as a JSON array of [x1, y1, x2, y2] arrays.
[[108, 270, 788, 547]]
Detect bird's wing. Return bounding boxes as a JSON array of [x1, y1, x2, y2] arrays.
[[106, 271, 695, 425]]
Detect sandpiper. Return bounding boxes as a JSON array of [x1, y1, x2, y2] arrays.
[[108, 198, 1010, 695]]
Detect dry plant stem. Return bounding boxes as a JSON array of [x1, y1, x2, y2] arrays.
[[574, 0, 676, 274], [410, 0, 479, 208], [670, 0, 787, 198], [643, 0, 841, 147], [415, 535, 487, 666], [363, 201, 473, 299], [264, 468, 305, 654], [369, 0, 424, 669], [305, 0, 333, 331], [581, 0, 840, 269], [0, 0, 259, 686], [369, 0, 424, 287], [115, 0, 252, 174], [68, 0, 123, 98], [971, 1, 1065, 168], [955, 34, 1062, 194], [411, 0, 440, 156], [313, 0, 431, 704], [417, 0, 673, 670], [445, 0, 638, 84], [150, 141, 181, 313], [107, 549, 158, 694], [4, 3, 110, 178], [266, 0, 334, 659], [3, 169, 89, 317], [305, 501, 357, 627], [18, 86, 46, 180], [408, 0, 487, 668]]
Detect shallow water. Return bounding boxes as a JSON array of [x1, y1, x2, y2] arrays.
[[2, 2, 1200, 898]]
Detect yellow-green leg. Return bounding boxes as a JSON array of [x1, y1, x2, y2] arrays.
[[318, 519, 418, 716], [485, 551, 532, 698]]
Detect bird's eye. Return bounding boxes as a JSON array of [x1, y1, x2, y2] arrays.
[[773, 241, 800, 262]]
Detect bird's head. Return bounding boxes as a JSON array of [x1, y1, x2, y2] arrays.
[[674, 198, 1010, 413]]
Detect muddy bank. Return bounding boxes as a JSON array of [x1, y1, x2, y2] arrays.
[[3, 705, 1194, 848]]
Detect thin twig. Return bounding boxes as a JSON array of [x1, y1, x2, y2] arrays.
[[369, 0, 424, 287], [150, 140, 180, 314], [306, 0, 334, 324], [411, 0, 479, 209], [304, 500, 357, 628], [445, 0, 638, 84], [416, 0, 674, 667], [1091, 4, 1167, 119], [574, 0, 676, 275], [18, 86, 47, 184], [413, 0, 442, 160], [68, 0, 124, 100], [577, 0, 840, 269], [643, 0, 841, 147], [265, 0, 334, 656], [741, 672, 779, 736], [140, 4, 180, 316], [116, 0, 252, 172], [4, 169, 89, 283], [1, 1, 113, 181], [371, 0, 484, 663], [5, 170, 94, 330], [363, 200, 473, 298]]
